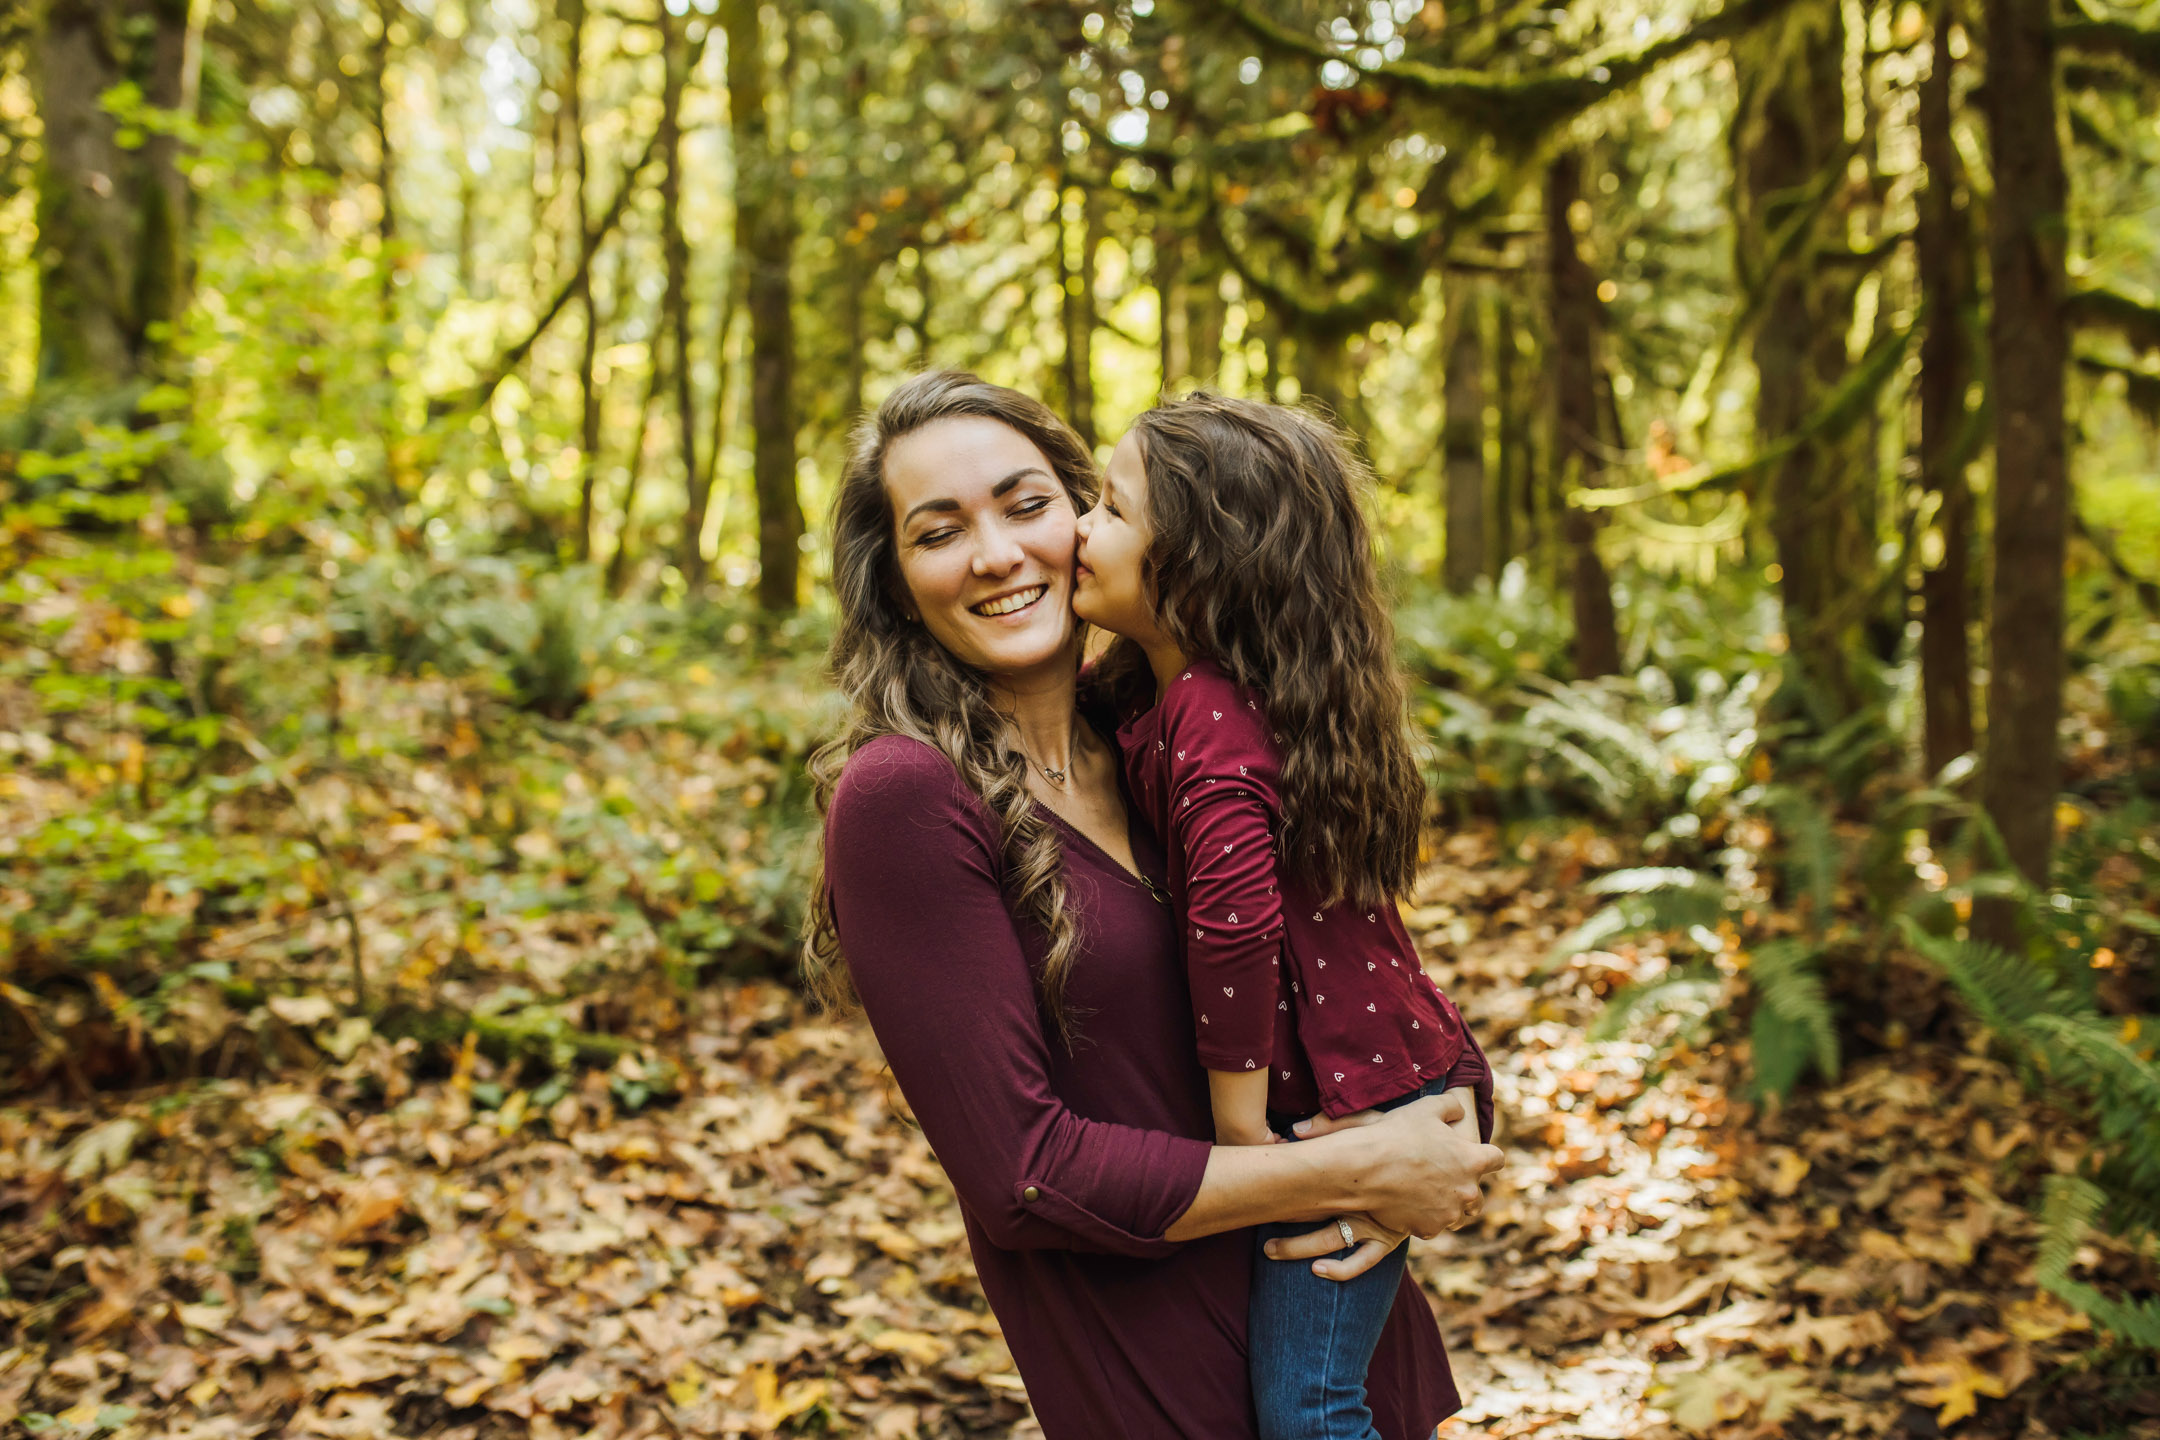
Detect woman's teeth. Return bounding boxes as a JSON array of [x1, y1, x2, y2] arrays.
[[973, 585, 1047, 617]]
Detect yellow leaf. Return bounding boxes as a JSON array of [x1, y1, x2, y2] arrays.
[[2004, 1294, 2088, 1343], [185, 1376, 221, 1407], [666, 1361, 706, 1407], [869, 1329, 951, 1365], [1905, 1355, 2009, 1426], [748, 1364, 828, 1429]]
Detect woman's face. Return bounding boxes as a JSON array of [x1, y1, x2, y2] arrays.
[[885, 415, 1081, 683], [1073, 430, 1167, 647]]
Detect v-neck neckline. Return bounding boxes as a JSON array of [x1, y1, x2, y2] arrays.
[[1034, 745, 1161, 895]]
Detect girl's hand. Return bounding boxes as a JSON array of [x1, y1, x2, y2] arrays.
[[1264, 1212, 1407, 1281]]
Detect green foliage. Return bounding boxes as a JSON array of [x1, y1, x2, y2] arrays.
[[1546, 867, 1731, 967], [1746, 938, 1839, 1095], [1902, 917, 2160, 1346]]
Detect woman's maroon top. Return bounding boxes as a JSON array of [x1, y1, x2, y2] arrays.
[[824, 734, 1467, 1440], [1117, 660, 1477, 1119]]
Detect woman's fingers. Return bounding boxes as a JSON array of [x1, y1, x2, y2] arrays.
[[1263, 1214, 1408, 1275], [1265, 1220, 1362, 1261], [1314, 1239, 1397, 1281]]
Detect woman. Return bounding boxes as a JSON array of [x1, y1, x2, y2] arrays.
[[804, 371, 1502, 1440]]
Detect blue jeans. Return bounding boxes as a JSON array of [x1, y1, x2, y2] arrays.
[[1250, 1078, 1450, 1440]]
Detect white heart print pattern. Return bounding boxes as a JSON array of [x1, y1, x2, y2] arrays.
[[1222, 987, 1234, 997], [1333, 1072, 1345, 1082]]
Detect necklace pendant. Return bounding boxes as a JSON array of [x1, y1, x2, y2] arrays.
[[1040, 765, 1067, 785]]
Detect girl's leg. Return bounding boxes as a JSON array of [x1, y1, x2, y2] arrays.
[[1248, 1220, 1408, 1440]]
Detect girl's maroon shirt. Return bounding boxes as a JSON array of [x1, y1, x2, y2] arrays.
[[824, 734, 1468, 1440], [1117, 660, 1476, 1119]]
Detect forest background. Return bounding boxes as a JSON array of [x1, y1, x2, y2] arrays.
[[2, 0, 2159, 1435]]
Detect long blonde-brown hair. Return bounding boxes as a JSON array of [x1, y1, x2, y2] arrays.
[[1095, 392, 1425, 907], [802, 371, 1101, 1040]]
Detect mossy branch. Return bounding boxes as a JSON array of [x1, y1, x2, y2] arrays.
[[1204, 0, 1801, 138], [2068, 285, 2160, 353], [1574, 321, 1914, 508], [2057, 18, 2160, 82]]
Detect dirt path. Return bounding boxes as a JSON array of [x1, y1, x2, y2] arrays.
[[0, 827, 2140, 1439]]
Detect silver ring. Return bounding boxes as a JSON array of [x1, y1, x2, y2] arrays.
[[1336, 1218, 1356, 1249]]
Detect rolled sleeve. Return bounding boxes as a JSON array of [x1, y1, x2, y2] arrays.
[[826, 739, 1209, 1257]]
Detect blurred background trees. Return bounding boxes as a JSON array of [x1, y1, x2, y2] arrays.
[[3, 0, 2159, 1354]]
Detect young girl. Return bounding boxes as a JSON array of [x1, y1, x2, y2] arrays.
[[1073, 392, 1493, 1440]]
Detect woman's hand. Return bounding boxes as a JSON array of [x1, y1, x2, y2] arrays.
[[1264, 1212, 1408, 1281], [1307, 1093, 1501, 1240]]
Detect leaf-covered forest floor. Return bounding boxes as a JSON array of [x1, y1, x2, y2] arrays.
[[6, 817, 2156, 1440]]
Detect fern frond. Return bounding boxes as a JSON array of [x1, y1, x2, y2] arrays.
[[1749, 938, 1839, 1083], [1763, 786, 1839, 933], [1584, 867, 1726, 897], [1589, 966, 1722, 1043], [1897, 918, 2083, 1047], [2039, 1174, 2160, 1348], [2027, 1014, 2160, 1120], [1547, 871, 1730, 966]]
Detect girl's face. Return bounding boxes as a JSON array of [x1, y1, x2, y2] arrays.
[[1073, 431, 1171, 648], [885, 415, 1081, 684]]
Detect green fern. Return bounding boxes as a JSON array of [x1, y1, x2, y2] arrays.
[[1762, 787, 1839, 934], [1896, 920, 2074, 1067], [1748, 938, 1839, 1094], [1902, 916, 2160, 1348], [1546, 868, 1730, 967], [2038, 1175, 2160, 1350], [1588, 965, 1723, 1043]]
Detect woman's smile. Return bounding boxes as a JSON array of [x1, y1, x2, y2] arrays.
[[972, 582, 1050, 619]]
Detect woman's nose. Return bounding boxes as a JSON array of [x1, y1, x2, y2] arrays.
[[972, 526, 1025, 576]]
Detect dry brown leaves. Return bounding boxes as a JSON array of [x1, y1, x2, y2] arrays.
[[3, 823, 2154, 1440]]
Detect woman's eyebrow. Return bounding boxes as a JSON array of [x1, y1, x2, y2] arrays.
[[901, 467, 1050, 527]]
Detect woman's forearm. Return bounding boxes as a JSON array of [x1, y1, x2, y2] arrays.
[[1161, 1127, 1374, 1240], [1161, 1093, 1499, 1243]]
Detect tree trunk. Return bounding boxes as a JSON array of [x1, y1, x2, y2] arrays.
[[1156, 225, 1188, 395], [1545, 153, 1621, 679], [658, 7, 701, 584], [1187, 259, 1224, 388], [1493, 289, 1534, 577], [31, 0, 194, 391], [568, 0, 601, 562], [1978, 0, 2069, 900], [1442, 276, 1487, 593], [726, 0, 802, 611], [606, 312, 670, 595], [915, 241, 935, 366], [1735, 4, 1869, 722], [1059, 180, 1097, 448], [1915, 0, 1975, 780]]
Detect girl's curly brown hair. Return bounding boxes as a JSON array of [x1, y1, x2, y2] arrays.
[[1097, 391, 1425, 907], [802, 370, 1101, 1042]]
